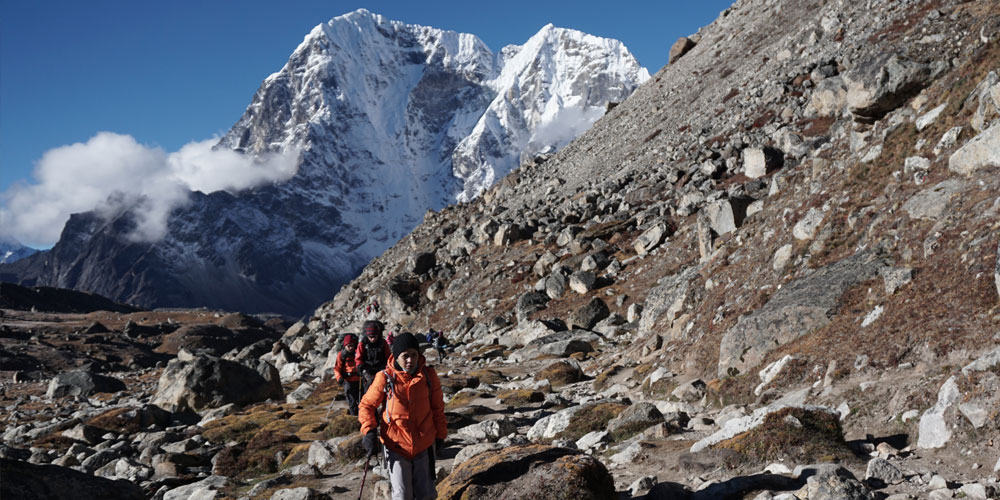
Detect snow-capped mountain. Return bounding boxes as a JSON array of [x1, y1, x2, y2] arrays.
[[1, 9, 647, 315], [0, 236, 37, 264]]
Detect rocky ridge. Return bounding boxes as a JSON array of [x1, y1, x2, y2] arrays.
[[3, 0, 1000, 499]]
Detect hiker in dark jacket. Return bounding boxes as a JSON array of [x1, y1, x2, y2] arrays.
[[355, 320, 390, 395]]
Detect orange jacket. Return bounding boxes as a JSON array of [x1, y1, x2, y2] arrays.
[[333, 350, 360, 383], [358, 354, 447, 459]]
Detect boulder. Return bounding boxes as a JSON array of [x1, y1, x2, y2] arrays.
[[718, 251, 885, 376], [865, 457, 904, 486], [533, 251, 559, 277], [407, 251, 437, 275], [901, 179, 965, 221], [606, 402, 663, 437], [543, 273, 568, 299], [810, 76, 849, 116], [569, 297, 610, 330], [793, 208, 825, 240], [634, 223, 669, 255], [917, 376, 960, 449], [453, 443, 503, 467], [844, 53, 946, 122], [527, 405, 585, 440], [804, 466, 875, 500], [743, 147, 784, 179], [456, 416, 518, 442], [515, 292, 549, 322], [46, 371, 126, 399], [435, 445, 616, 500], [569, 271, 596, 294], [162, 475, 228, 500], [0, 458, 144, 500], [581, 251, 610, 272], [669, 37, 697, 64], [151, 353, 283, 413], [638, 266, 700, 340], [949, 122, 1000, 176]]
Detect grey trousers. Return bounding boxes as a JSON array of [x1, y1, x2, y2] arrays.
[[386, 447, 435, 500]]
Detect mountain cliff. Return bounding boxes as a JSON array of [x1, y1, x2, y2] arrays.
[[0, 9, 648, 315]]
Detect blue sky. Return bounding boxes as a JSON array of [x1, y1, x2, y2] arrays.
[[1, 0, 733, 245]]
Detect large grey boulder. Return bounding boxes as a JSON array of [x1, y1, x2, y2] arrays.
[[743, 147, 784, 179], [949, 122, 1000, 176], [844, 53, 946, 122], [901, 179, 965, 220], [569, 297, 610, 330], [456, 416, 518, 442], [151, 352, 283, 413], [453, 443, 503, 467], [810, 76, 849, 116], [163, 475, 228, 500], [918, 376, 960, 449], [718, 251, 886, 377], [407, 251, 436, 275], [634, 222, 669, 255], [638, 266, 701, 341], [802, 465, 875, 500], [606, 402, 663, 437], [865, 457, 904, 485], [0, 458, 144, 500], [527, 405, 585, 440], [515, 292, 549, 322], [46, 371, 126, 399]]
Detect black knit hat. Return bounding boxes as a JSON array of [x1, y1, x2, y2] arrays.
[[391, 332, 420, 358]]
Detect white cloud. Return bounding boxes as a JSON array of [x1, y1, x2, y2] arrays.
[[0, 132, 299, 247]]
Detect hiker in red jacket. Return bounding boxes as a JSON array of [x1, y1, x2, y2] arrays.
[[333, 333, 361, 415]]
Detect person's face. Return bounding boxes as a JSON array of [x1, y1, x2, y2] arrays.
[[397, 348, 419, 373], [366, 333, 378, 342], [345, 342, 357, 352]]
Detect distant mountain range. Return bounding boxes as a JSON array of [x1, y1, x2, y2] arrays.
[[0, 237, 37, 264], [0, 9, 648, 316]]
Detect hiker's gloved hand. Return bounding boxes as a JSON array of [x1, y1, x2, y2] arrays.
[[363, 430, 378, 456]]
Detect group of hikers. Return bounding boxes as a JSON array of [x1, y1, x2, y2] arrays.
[[330, 319, 448, 500]]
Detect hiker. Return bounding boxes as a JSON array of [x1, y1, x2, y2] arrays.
[[359, 332, 446, 500], [432, 331, 447, 361], [333, 333, 361, 415], [356, 320, 390, 396]]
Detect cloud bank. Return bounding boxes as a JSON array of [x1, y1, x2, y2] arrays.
[[0, 132, 299, 247]]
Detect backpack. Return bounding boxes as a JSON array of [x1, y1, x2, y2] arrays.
[[360, 336, 387, 372]]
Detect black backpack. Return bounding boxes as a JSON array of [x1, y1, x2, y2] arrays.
[[360, 336, 387, 372]]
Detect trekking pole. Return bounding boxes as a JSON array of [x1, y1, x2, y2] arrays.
[[358, 453, 372, 500]]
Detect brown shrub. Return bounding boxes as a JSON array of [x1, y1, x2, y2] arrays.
[[539, 361, 583, 387], [553, 402, 628, 442]]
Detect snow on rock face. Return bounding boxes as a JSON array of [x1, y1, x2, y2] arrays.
[[5, 9, 647, 316]]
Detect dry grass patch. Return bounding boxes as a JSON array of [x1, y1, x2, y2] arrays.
[[552, 402, 628, 442], [713, 407, 855, 470], [539, 361, 584, 387], [497, 389, 545, 405]]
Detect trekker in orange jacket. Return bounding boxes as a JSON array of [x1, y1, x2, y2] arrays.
[[359, 332, 446, 500], [333, 333, 361, 415]]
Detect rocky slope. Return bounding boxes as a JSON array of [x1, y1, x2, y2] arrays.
[[3, 0, 1000, 499], [1, 9, 646, 317]]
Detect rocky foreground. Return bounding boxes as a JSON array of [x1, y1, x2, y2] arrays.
[[4, 0, 1000, 498]]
